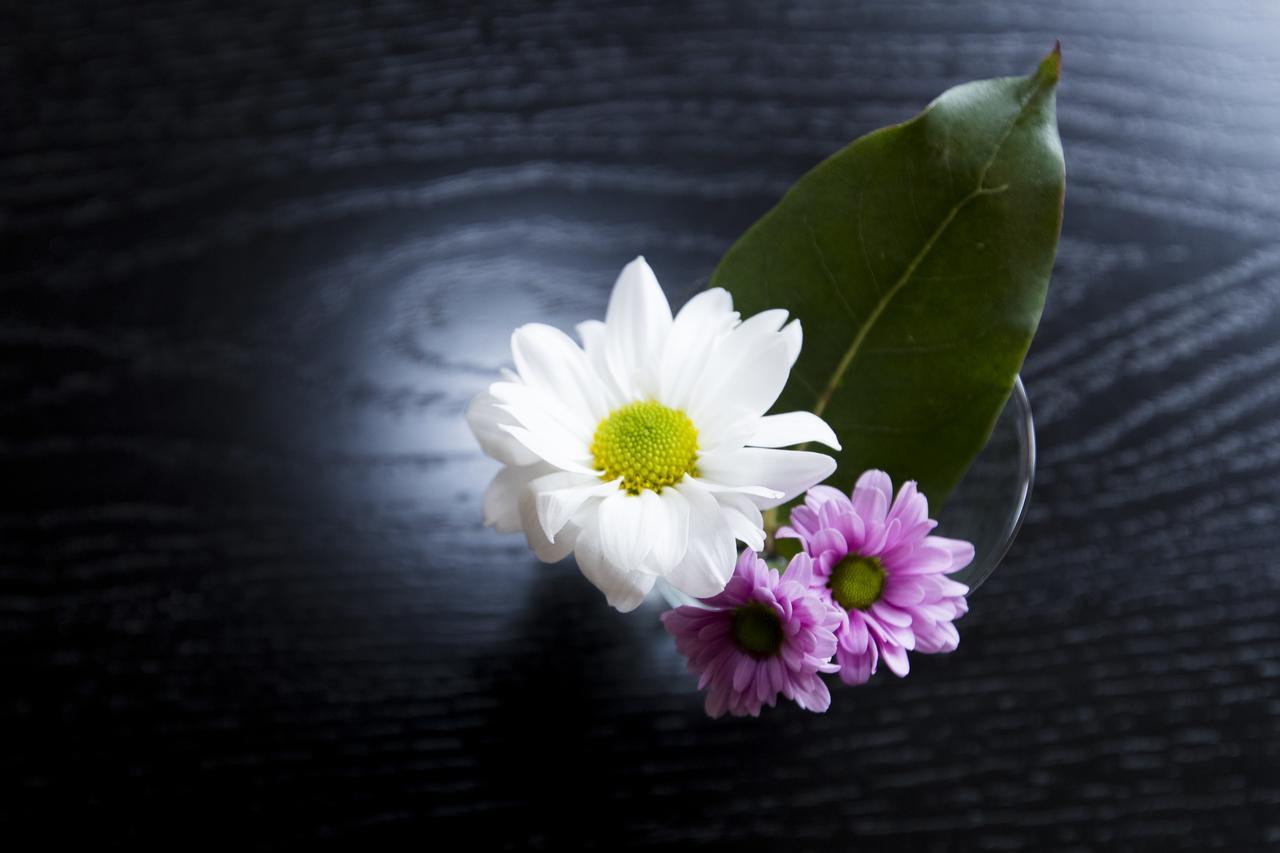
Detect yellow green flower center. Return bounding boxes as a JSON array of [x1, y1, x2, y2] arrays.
[[590, 400, 699, 494], [829, 555, 886, 611], [730, 602, 785, 658]]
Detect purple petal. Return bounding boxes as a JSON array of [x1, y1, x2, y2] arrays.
[[808, 527, 847, 558], [837, 643, 876, 685], [732, 655, 757, 692], [883, 578, 926, 607], [805, 485, 853, 512], [870, 601, 912, 627], [850, 470, 893, 523], [782, 551, 815, 586], [886, 480, 929, 530], [840, 615, 869, 653]]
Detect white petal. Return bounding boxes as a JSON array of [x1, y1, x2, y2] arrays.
[[577, 318, 607, 356], [695, 478, 784, 501], [483, 464, 547, 532], [490, 380, 593, 448], [466, 389, 539, 467], [576, 319, 625, 403], [688, 337, 792, 439], [698, 447, 836, 507], [517, 471, 579, 562], [695, 307, 789, 393], [781, 318, 802, 369], [695, 405, 757, 453], [711, 490, 766, 551], [499, 424, 597, 475], [529, 471, 621, 543], [603, 257, 673, 398], [643, 488, 691, 575], [511, 322, 614, 425], [747, 411, 842, 451], [657, 288, 738, 411], [736, 308, 790, 337], [574, 521, 658, 612], [663, 478, 737, 599], [596, 491, 656, 570]]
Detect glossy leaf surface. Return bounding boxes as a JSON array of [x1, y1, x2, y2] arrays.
[[713, 48, 1065, 501]]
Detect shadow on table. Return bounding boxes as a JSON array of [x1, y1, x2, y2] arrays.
[[447, 560, 812, 846]]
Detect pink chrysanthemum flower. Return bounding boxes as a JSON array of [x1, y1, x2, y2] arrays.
[[779, 470, 973, 685], [661, 549, 842, 718]]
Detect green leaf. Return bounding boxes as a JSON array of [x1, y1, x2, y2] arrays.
[[711, 46, 1065, 503]]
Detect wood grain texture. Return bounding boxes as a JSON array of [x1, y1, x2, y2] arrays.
[[3, 1, 1279, 849]]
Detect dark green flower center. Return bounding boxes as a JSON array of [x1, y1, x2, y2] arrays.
[[828, 554, 886, 611], [730, 602, 785, 658]]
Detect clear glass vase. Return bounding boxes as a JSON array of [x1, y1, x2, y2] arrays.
[[656, 375, 1034, 607], [930, 374, 1035, 593]]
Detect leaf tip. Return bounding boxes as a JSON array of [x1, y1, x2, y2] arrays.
[[1037, 40, 1062, 85]]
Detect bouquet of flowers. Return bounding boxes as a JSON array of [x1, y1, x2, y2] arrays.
[[468, 48, 1064, 717]]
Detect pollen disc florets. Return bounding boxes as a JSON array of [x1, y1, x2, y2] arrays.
[[828, 554, 886, 611], [590, 400, 699, 494], [730, 601, 785, 658]]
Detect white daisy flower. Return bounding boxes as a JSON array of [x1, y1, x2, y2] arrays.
[[467, 256, 840, 612]]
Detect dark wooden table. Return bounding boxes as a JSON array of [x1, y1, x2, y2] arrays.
[[5, 1, 1279, 849]]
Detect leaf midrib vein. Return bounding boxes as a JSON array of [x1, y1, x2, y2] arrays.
[[810, 80, 1047, 419]]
